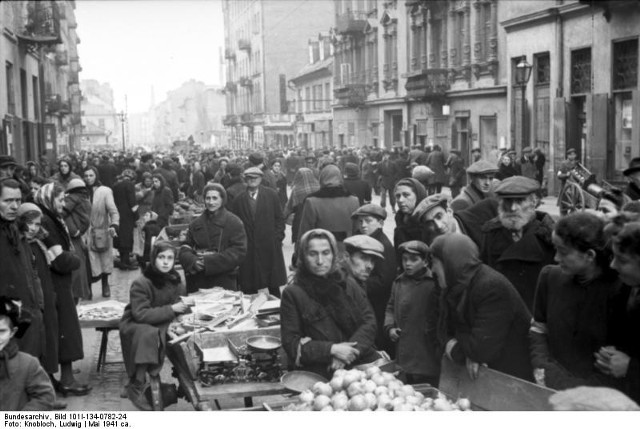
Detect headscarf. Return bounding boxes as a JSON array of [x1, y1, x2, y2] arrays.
[[143, 240, 181, 286], [319, 164, 344, 188], [287, 168, 320, 212], [430, 233, 483, 346], [84, 166, 102, 202], [34, 183, 72, 245], [202, 183, 227, 211]]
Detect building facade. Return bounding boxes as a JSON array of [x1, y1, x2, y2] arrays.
[[222, 0, 334, 149], [78, 79, 118, 150], [289, 34, 334, 151], [1, 0, 82, 164], [502, 0, 640, 192]]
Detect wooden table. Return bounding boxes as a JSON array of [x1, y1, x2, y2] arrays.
[[79, 318, 123, 372]]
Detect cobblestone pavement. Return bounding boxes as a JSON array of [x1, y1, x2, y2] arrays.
[[58, 190, 559, 411]]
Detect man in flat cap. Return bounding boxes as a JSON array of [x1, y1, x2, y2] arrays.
[[0, 155, 18, 179], [351, 204, 396, 356], [450, 160, 498, 213], [413, 194, 463, 245], [229, 167, 286, 297], [479, 176, 555, 310], [247, 152, 277, 190], [343, 234, 385, 285]]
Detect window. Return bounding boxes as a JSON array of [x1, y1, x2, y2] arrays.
[[324, 82, 331, 109], [534, 53, 551, 153], [613, 38, 638, 90], [571, 48, 592, 94], [477, 1, 492, 62], [431, 18, 442, 68], [20, 69, 28, 119], [416, 119, 428, 136], [453, 11, 464, 67], [6, 62, 15, 115], [305, 87, 311, 112], [32, 76, 40, 120], [535, 53, 550, 86]]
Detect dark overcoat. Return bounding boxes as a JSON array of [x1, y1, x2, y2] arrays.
[[112, 178, 136, 249], [229, 186, 287, 296]]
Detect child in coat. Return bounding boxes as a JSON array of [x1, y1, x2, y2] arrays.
[[384, 240, 440, 386], [0, 296, 55, 410]]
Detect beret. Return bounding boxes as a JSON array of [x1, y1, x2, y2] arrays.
[[351, 203, 387, 220], [466, 160, 498, 175], [243, 167, 264, 177], [493, 175, 540, 198], [412, 193, 449, 221], [17, 202, 42, 217], [343, 235, 384, 259], [398, 240, 430, 257]]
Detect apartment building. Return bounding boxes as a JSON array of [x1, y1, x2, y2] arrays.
[[78, 79, 118, 150], [0, 0, 82, 163], [222, 0, 334, 149]]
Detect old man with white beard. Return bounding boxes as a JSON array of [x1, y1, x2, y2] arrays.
[[479, 176, 556, 311]]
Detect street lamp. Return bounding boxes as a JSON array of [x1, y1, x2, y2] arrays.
[[118, 111, 127, 151], [515, 56, 532, 149]]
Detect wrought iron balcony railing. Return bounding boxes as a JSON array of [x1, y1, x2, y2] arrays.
[[336, 10, 368, 35], [405, 68, 450, 100], [334, 84, 367, 108]]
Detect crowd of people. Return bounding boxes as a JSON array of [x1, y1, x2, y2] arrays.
[[2, 143, 640, 411]]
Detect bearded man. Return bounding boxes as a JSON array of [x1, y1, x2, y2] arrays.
[[479, 176, 555, 311]]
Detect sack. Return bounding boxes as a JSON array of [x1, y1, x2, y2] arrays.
[[91, 228, 110, 253]]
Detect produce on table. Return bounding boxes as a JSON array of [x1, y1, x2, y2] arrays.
[[283, 368, 471, 411]]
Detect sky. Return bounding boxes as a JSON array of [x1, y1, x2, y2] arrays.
[[75, 0, 224, 114]]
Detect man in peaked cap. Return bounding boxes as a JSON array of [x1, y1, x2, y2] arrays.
[[450, 159, 499, 213], [0, 155, 18, 179], [623, 157, 640, 201], [343, 234, 384, 285], [413, 193, 462, 245], [479, 176, 555, 311]]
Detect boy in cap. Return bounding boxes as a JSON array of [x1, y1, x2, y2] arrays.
[[384, 240, 439, 385], [351, 204, 397, 356]]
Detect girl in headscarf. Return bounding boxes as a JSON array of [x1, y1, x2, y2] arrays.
[[33, 184, 89, 396], [284, 167, 320, 245], [281, 229, 379, 378], [429, 233, 533, 382], [393, 177, 428, 260]]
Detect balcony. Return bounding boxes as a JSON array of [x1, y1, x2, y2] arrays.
[[224, 48, 236, 61], [239, 77, 253, 88], [405, 68, 450, 101], [238, 38, 251, 52], [223, 115, 238, 126], [17, 1, 62, 46], [336, 10, 368, 35], [334, 84, 367, 108], [225, 81, 237, 93], [45, 95, 70, 116], [240, 113, 253, 125]]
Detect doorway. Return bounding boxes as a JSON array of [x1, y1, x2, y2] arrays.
[[568, 96, 587, 163], [480, 116, 497, 162], [384, 110, 403, 148]]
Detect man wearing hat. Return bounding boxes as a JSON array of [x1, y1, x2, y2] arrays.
[[446, 149, 465, 198], [343, 162, 371, 206], [0, 155, 18, 179], [623, 157, 640, 201], [413, 194, 462, 245], [479, 176, 555, 310], [351, 204, 397, 357], [451, 159, 499, 212], [343, 234, 385, 285], [229, 167, 286, 297]]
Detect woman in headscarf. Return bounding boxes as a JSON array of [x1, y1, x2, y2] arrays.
[[84, 166, 120, 298], [62, 178, 92, 301], [392, 177, 428, 260], [281, 229, 379, 378], [429, 233, 533, 382], [297, 165, 359, 251], [284, 167, 320, 246], [51, 158, 80, 191], [150, 173, 174, 230], [33, 184, 88, 396]]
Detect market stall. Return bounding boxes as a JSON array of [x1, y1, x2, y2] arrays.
[[77, 300, 127, 372]]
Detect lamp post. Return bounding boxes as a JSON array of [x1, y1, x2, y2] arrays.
[[118, 111, 127, 151], [515, 57, 532, 149]]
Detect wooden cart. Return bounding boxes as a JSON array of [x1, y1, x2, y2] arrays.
[[558, 162, 619, 215]]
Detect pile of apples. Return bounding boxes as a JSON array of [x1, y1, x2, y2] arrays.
[[285, 367, 471, 411]]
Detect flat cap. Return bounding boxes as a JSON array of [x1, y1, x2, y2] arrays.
[[344, 235, 384, 259], [412, 165, 435, 182], [466, 159, 498, 175], [398, 240, 430, 257], [566, 148, 577, 155], [243, 166, 264, 177], [351, 203, 387, 220], [494, 175, 540, 198], [0, 155, 18, 168], [17, 202, 42, 217], [249, 153, 264, 165], [412, 193, 449, 221]]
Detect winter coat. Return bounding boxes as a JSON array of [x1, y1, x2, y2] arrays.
[[112, 179, 137, 250], [119, 270, 184, 379], [453, 198, 499, 249], [518, 157, 537, 180], [384, 270, 438, 376], [179, 208, 247, 293], [39, 208, 83, 363], [150, 186, 174, 229], [155, 166, 180, 201], [0, 340, 54, 411], [377, 159, 397, 189], [343, 177, 372, 206], [530, 265, 619, 390], [87, 185, 120, 277], [450, 184, 486, 213], [426, 150, 447, 184], [97, 162, 118, 188], [63, 192, 91, 238], [393, 178, 428, 262], [496, 163, 519, 181], [446, 156, 466, 187], [274, 171, 288, 209], [480, 212, 556, 311], [298, 188, 359, 245], [188, 170, 206, 200], [365, 228, 397, 355], [225, 178, 246, 208], [134, 183, 154, 218], [280, 274, 379, 378], [229, 186, 287, 296], [625, 182, 640, 201], [0, 219, 44, 360]]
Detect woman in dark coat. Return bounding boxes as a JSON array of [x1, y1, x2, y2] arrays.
[[393, 178, 428, 263], [425, 145, 447, 195], [284, 168, 320, 246], [119, 241, 188, 410], [270, 159, 288, 209], [179, 184, 247, 293], [112, 170, 137, 270], [530, 212, 619, 390], [430, 233, 533, 382], [62, 178, 91, 301], [150, 174, 174, 229], [281, 229, 380, 378], [33, 184, 87, 396]]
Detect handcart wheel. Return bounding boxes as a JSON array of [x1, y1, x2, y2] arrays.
[[559, 181, 585, 214]]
